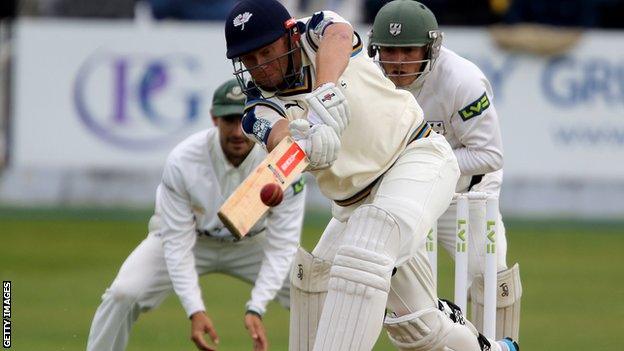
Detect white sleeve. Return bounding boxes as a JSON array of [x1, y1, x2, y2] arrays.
[[451, 76, 504, 176], [156, 156, 205, 317], [245, 177, 306, 315]]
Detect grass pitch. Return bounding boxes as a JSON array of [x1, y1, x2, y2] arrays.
[[1, 208, 623, 350]]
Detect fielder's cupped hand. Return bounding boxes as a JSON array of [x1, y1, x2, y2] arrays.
[[190, 311, 219, 351], [244, 312, 268, 351]]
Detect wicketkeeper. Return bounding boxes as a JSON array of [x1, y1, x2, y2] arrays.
[[369, 0, 522, 342], [86, 79, 306, 351], [224, 1, 515, 350]]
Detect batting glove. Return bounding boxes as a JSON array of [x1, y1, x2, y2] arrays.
[[289, 119, 340, 170], [306, 82, 350, 136]]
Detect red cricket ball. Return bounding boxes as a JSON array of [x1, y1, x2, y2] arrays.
[[260, 183, 283, 207]]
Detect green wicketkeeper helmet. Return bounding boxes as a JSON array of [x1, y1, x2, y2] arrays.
[[368, 0, 443, 84]]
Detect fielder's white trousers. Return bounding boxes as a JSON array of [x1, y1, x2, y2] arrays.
[[86, 232, 289, 351]]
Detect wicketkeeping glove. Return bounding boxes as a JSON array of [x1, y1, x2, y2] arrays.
[[306, 82, 350, 136]]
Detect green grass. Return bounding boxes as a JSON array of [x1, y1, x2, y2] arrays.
[[1, 208, 623, 350]]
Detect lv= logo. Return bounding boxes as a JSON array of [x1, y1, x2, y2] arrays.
[[458, 92, 490, 121]]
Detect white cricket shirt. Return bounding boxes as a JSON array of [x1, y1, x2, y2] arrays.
[[406, 46, 504, 193], [243, 10, 426, 201]]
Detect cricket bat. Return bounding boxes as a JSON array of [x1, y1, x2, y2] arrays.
[[218, 136, 309, 239]]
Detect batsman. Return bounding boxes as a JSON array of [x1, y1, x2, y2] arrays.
[[369, 0, 522, 342], [225, 1, 517, 350]]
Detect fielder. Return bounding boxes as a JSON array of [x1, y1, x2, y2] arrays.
[[86, 79, 306, 351], [369, 0, 523, 341], [225, 1, 516, 350]]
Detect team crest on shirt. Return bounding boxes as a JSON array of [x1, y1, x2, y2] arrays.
[[389, 23, 402, 36], [233, 12, 253, 30], [427, 121, 446, 135]]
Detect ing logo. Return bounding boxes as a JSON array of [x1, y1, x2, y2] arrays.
[[74, 52, 204, 150]]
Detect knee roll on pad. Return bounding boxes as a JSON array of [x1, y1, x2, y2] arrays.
[[289, 247, 331, 351], [344, 205, 401, 257], [384, 308, 481, 351], [331, 245, 394, 291], [470, 263, 522, 341]]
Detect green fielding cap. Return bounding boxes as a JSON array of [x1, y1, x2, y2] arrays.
[[212, 79, 246, 117]]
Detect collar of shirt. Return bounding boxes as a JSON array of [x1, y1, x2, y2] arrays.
[[209, 128, 261, 199]]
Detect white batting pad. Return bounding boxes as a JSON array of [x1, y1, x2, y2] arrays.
[[388, 249, 438, 317], [470, 263, 522, 340], [313, 245, 393, 351], [313, 205, 399, 351], [384, 308, 481, 351], [289, 247, 331, 351]]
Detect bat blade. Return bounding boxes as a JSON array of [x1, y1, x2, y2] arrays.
[[218, 137, 309, 239]]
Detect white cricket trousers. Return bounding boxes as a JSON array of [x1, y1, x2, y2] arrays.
[[318, 132, 460, 268], [86, 232, 289, 351]]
